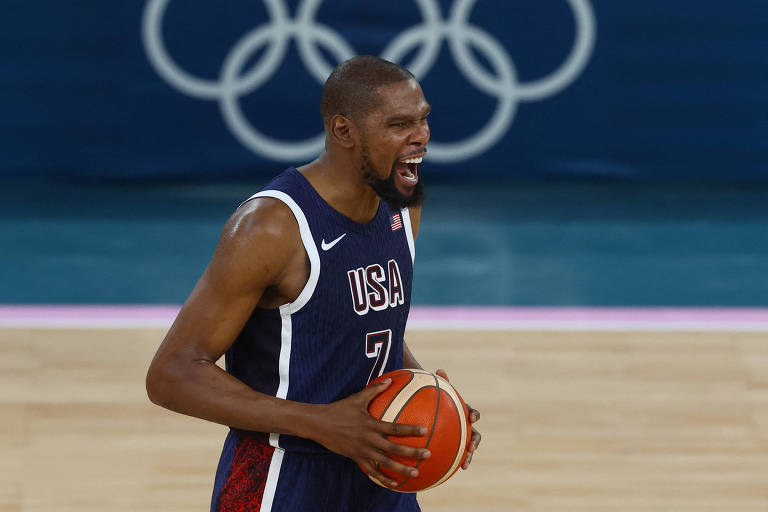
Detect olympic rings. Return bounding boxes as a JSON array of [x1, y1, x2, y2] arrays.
[[142, 0, 596, 162]]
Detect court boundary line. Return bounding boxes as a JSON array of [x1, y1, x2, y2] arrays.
[[3, 305, 768, 331]]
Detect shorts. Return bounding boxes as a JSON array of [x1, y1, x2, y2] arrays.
[[211, 430, 421, 512]]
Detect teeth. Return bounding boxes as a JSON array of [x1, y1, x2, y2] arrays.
[[401, 157, 423, 164]]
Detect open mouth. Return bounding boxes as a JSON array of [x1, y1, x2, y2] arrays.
[[395, 155, 423, 186]]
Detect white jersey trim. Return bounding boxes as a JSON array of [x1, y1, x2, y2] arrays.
[[259, 447, 285, 511], [268, 310, 292, 449], [245, 190, 321, 449], [248, 190, 320, 314], [400, 207, 416, 264]]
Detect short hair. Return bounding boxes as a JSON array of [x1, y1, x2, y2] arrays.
[[320, 55, 415, 125]]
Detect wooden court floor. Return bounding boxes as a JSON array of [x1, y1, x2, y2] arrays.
[[3, 328, 768, 511]]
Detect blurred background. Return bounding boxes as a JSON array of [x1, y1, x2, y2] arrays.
[[4, 2, 768, 511], [3, 0, 768, 307]]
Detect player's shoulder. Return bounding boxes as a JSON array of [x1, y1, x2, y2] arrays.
[[407, 204, 423, 239], [221, 195, 300, 248], [407, 204, 423, 222]]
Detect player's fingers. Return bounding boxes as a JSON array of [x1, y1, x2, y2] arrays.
[[360, 459, 398, 488], [462, 428, 481, 470], [361, 378, 392, 406], [469, 428, 481, 452], [377, 438, 431, 460], [435, 368, 449, 381], [372, 451, 421, 479], [378, 420, 427, 438], [467, 404, 480, 422]]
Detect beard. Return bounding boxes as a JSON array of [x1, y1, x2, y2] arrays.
[[361, 147, 425, 211]]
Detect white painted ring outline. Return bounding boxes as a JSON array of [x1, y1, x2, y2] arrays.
[[142, 0, 596, 162]]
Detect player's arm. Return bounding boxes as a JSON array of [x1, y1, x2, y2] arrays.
[[403, 205, 426, 370], [145, 198, 317, 434], [404, 203, 481, 470], [403, 341, 424, 370], [146, 198, 428, 485], [408, 204, 423, 239], [403, 204, 425, 371]]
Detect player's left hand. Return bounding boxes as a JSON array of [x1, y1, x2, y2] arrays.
[[435, 368, 481, 470]]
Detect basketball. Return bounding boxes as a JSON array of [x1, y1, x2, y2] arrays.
[[361, 369, 472, 493]]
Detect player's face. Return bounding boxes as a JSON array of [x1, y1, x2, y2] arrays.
[[359, 79, 430, 209]]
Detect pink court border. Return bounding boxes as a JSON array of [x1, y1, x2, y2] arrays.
[[2, 305, 768, 331]]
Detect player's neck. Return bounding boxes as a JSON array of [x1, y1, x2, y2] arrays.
[[298, 156, 381, 225]]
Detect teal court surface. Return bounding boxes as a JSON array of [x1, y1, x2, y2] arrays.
[[3, 178, 768, 307]]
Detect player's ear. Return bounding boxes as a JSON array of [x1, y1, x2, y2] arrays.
[[328, 114, 357, 149]]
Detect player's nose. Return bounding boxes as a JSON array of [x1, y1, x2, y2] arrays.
[[410, 119, 430, 147]]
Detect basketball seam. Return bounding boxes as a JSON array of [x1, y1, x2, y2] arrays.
[[378, 371, 415, 422], [390, 386, 434, 426], [394, 373, 440, 490], [373, 371, 416, 477], [419, 375, 469, 491]]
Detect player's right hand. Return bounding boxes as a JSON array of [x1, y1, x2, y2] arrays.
[[310, 378, 431, 487]]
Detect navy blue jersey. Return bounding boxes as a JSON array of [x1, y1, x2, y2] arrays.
[[223, 168, 415, 453], [211, 168, 421, 511]]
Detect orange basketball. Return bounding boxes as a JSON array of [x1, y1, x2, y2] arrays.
[[361, 369, 472, 493]]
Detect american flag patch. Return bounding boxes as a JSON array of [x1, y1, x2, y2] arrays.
[[391, 212, 403, 231]]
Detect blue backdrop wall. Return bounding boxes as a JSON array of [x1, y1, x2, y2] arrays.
[[2, 0, 766, 181]]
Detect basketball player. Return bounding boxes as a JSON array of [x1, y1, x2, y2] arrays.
[[146, 55, 481, 512]]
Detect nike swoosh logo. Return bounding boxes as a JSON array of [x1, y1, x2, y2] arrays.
[[321, 233, 347, 251]]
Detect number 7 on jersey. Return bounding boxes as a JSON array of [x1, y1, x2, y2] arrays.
[[365, 329, 392, 384]]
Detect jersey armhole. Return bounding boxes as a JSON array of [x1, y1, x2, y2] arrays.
[[244, 191, 320, 315], [400, 207, 416, 264]]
